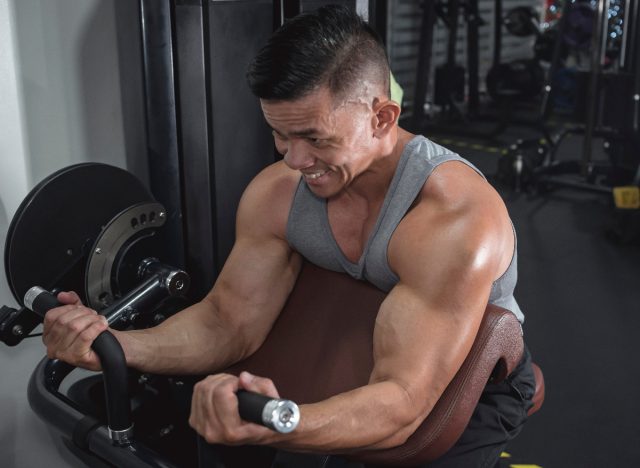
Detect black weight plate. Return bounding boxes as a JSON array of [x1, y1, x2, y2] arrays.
[[4, 163, 154, 305]]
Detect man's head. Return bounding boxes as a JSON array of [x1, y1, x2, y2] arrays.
[[247, 5, 401, 199], [246, 4, 389, 102]]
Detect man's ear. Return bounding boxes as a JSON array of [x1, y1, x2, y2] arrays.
[[371, 97, 401, 138]]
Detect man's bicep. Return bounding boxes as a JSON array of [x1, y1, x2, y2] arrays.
[[376, 203, 505, 399], [370, 250, 494, 420], [206, 235, 302, 355], [204, 164, 302, 354]]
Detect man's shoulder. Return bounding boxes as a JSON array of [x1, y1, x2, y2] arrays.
[[246, 160, 300, 200], [419, 159, 504, 221], [237, 161, 300, 239], [389, 159, 512, 277]]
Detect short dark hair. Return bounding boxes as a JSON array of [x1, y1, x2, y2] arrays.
[[246, 4, 389, 101]]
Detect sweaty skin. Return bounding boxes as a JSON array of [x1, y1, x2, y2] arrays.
[[42, 84, 515, 452]]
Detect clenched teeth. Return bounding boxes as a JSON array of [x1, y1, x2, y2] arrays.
[[304, 171, 328, 179]]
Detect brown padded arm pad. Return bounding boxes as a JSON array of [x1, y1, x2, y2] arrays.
[[224, 262, 524, 466]]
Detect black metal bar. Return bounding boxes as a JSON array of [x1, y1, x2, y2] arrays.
[[620, 0, 631, 70], [411, 0, 437, 130], [536, 176, 614, 195], [173, 0, 217, 299], [205, 0, 277, 268], [541, 1, 571, 120], [446, 0, 459, 66], [631, 0, 640, 135], [630, 0, 640, 182], [282, 0, 302, 20], [26, 290, 132, 437], [581, 0, 608, 177], [493, 0, 502, 66], [369, 0, 388, 45], [28, 357, 177, 467], [139, 0, 186, 271], [466, 0, 480, 115]]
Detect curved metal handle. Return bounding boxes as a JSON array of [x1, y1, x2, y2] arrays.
[[24, 287, 133, 445]]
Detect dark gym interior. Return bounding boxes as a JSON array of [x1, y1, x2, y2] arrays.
[[1, 1, 639, 467]]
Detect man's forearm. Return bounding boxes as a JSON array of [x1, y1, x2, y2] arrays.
[[113, 300, 247, 375], [268, 380, 426, 452]]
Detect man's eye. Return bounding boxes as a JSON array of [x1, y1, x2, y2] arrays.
[[308, 138, 325, 146]]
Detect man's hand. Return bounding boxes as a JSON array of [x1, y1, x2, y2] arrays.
[[189, 371, 281, 445], [42, 291, 109, 371]]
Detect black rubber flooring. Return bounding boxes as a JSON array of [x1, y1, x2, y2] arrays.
[[426, 126, 640, 467]]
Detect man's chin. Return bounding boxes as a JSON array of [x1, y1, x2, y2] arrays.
[[305, 181, 340, 199]]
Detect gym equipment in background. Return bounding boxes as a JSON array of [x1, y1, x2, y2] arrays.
[[411, 0, 551, 142], [504, 0, 640, 198], [485, 1, 544, 104], [0, 163, 179, 346], [411, 0, 489, 134], [0, 163, 199, 467]]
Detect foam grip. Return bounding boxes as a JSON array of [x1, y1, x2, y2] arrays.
[[24, 287, 61, 318], [237, 390, 270, 425], [236, 390, 300, 434]]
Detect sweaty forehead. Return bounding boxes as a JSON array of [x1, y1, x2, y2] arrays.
[[261, 91, 338, 134], [260, 87, 370, 136]]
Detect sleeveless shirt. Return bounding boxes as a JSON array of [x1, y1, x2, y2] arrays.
[[285, 135, 525, 323]]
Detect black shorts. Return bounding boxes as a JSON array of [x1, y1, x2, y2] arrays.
[[421, 344, 536, 468]]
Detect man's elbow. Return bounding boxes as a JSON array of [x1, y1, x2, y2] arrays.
[[368, 412, 425, 450], [374, 382, 434, 449], [373, 426, 414, 449]]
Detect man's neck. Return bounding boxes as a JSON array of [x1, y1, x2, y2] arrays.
[[336, 127, 414, 206]]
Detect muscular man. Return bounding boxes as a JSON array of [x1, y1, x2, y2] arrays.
[[43, 5, 534, 467]]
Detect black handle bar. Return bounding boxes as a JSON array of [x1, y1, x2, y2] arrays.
[[24, 287, 300, 436], [24, 287, 133, 444]]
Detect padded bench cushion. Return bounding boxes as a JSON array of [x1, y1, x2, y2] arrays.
[[225, 262, 524, 465]]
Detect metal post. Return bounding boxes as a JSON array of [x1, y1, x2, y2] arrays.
[[173, 0, 217, 298], [466, 0, 480, 116], [581, 0, 609, 177], [139, 0, 186, 270], [540, 1, 571, 120], [411, 0, 437, 131], [493, 0, 502, 67]]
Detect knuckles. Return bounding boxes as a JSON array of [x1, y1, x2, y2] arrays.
[[212, 384, 231, 401]]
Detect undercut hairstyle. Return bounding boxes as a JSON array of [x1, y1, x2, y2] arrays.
[[246, 4, 390, 102]]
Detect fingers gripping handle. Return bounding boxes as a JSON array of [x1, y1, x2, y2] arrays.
[[24, 286, 133, 444], [237, 390, 300, 434]]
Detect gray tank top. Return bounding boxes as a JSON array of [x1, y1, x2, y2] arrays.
[[286, 135, 525, 323]]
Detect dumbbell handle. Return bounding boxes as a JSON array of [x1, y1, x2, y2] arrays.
[[237, 390, 300, 433], [24, 287, 133, 444]]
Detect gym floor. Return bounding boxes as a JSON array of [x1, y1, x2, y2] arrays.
[[423, 118, 640, 467]]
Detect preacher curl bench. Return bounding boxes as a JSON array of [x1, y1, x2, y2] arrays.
[[0, 164, 544, 467]]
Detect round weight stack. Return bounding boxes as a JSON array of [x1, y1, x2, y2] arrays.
[[4, 163, 156, 308]]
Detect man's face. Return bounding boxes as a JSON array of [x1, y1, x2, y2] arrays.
[[261, 86, 377, 199]]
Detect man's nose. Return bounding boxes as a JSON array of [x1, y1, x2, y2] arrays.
[[283, 140, 314, 170]]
